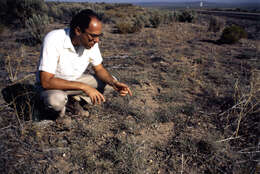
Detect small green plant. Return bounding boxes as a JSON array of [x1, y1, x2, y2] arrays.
[[208, 16, 225, 32], [219, 25, 247, 44], [25, 14, 50, 44]]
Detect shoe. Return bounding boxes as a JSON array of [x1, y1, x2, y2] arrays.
[[66, 96, 90, 117], [56, 115, 72, 129], [73, 95, 92, 105]]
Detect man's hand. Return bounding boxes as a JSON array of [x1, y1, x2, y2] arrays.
[[112, 81, 132, 97], [82, 85, 105, 105], [93, 64, 132, 97]]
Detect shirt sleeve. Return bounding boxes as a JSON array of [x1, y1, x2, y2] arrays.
[[38, 31, 59, 74], [90, 43, 103, 66]]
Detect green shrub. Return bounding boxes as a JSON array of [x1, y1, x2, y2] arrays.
[[178, 10, 196, 23], [4, 0, 48, 27], [208, 16, 225, 32], [25, 14, 50, 44], [219, 25, 247, 44], [149, 12, 162, 28]]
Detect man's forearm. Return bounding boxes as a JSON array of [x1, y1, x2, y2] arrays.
[[93, 64, 132, 96], [94, 66, 117, 86], [41, 76, 88, 91]]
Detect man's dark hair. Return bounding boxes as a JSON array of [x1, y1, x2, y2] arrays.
[[70, 9, 99, 35]]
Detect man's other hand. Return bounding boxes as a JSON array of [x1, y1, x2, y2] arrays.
[[112, 81, 132, 97], [82, 86, 105, 105]]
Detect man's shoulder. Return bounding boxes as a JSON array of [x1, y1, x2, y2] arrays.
[[44, 28, 69, 43]]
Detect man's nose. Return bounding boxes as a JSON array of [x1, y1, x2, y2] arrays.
[[93, 37, 99, 43]]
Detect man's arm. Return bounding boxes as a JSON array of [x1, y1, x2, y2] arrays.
[[40, 71, 105, 104], [93, 64, 132, 96]]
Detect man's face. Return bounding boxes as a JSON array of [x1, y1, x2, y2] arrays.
[[79, 17, 102, 49]]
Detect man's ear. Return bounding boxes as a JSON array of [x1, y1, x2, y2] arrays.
[[74, 26, 82, 36]]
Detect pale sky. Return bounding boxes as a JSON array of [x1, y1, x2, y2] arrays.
[[47, 0, 259, 3]]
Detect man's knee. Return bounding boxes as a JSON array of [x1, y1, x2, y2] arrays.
[[41, 90, 68, 112], [77, 74, 117, 94]]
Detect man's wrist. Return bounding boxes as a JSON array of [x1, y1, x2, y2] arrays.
[[108, 78, 118, 87], [79, 83, 88, 91]]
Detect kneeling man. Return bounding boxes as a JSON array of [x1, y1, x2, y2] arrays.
[[36, 9, 132, 117]]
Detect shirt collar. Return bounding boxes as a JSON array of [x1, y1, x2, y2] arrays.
[[63, 28, 76, 52]]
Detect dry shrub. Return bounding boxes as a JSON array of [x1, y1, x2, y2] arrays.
[[115, 18, 143, 34], [208, 16, 225, 32], [115, 20, 133, 34]]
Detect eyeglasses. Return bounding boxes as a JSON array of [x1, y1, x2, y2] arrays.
[[85, 31, 103, 39]]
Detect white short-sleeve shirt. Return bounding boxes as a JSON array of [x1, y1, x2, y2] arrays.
[[36, 28, 103, 82]]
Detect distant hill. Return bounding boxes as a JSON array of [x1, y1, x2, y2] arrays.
[[45, 0, 260, 11], [135, 1, 260, 10]]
